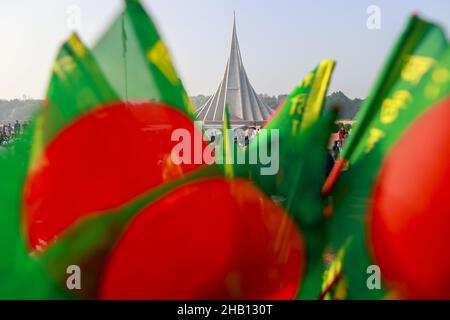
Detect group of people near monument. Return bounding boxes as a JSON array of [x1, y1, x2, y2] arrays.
[[208, 126, 260, 148], [331, 126, 351, 160], [0, 120, 28, 145]]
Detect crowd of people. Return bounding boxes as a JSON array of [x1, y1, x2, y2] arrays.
[[207, 126, 261, 148], [331, 126, 351, 160], [0, 120, 29, 145], [208, 124, 353, 161]]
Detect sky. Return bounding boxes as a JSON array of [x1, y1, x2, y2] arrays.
[[0, 0, 449, 100]]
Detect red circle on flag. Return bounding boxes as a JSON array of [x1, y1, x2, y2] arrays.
[[23, 101, 206, 251], [100, 178, 305, 300], [370, 96, 450, 299]]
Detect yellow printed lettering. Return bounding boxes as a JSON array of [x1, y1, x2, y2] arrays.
[[53, 55, 76, 80], [148, 40, 179, 85], [401, 55, 435, 85], [289, 94, 307, 116], [291, 119, 300, 136], [366, 128, 385, 153], [380, 90, 412, 124]]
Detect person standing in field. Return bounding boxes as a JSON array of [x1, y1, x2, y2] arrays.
[[332, 140, 340, 160], [14, 120, 21, 135], [338, 127, 345, 142]]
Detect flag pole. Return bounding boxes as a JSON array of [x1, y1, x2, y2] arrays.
[[322, 158, 346, 197]]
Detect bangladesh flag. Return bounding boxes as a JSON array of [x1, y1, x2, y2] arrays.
[[92, 0, 194, 118], [0, 32, 119, 299], [235, 59, 336, 199], [30, 33, 119, 155], [232, 60, 337, 299], [1, 0, 306, 300], [20, 0, 212, 298], [323, 15, 448, 195], [0, 131, 71, 299], [292, 108, 338, 300], [265, 59, 336, 133], [324, 15, 449, 299]]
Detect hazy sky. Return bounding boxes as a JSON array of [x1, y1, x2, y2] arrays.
[[0, 0, 449, 100]]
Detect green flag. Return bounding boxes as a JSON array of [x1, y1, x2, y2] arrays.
[[30, 33, 118, 171], [236, 59, 335, 199], [231, 60, 337, 299], [93, 0, 195, 118], [325, 15, 449, 299], [1, 0, 215, 299], [0, 33, 115, 299], [291, 108, 338, 300], [222, 106, 234, 178], [323, 15, 448, 195], [344, 15, 447, 164], [265, 59, 336, 135], [38, 164, 220, 298], [0, 127, 71, 299]]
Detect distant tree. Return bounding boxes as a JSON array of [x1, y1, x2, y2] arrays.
[[189, 95, 211, 109], [325, 91, 365, 120], [188, 91, 364, 119], [257, 94, 288, 109], [0, 99, 40, 123], [258, 94, 278, 109], [333, 123, 340, 133]]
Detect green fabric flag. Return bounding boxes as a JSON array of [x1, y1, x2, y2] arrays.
[[38, 164, 221, 299], [343, 15, 446, 165], [0, 128, 71, 299], [0, 0, 213, 299], [324, 15, 449, 300], [265, 59, 336, 134], [30, 33, 118, 169], [92, 0, 195, 118], [32, 1, 211, 298], [323, 15, 448, 196], [222, 106, 235, 178], [290, 108, 338, 300], [40, 33, 118, 144], [235, 59, 336, 199], [231, 60, 337, 299], [0, 33, 115, 299]]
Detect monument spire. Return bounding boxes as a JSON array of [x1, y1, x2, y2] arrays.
[[196, 14, 273, 125]]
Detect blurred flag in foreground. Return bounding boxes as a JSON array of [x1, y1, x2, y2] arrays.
[[1, 0, 306, 300], [234, 60, 337, 299], [236, 59, 335, 200], [324, 15, 449, 299]]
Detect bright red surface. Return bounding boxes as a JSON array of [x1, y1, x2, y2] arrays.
[[100, 178, 305, 300], [370, 97, 450, 299], [23, 102, 205, 251]]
